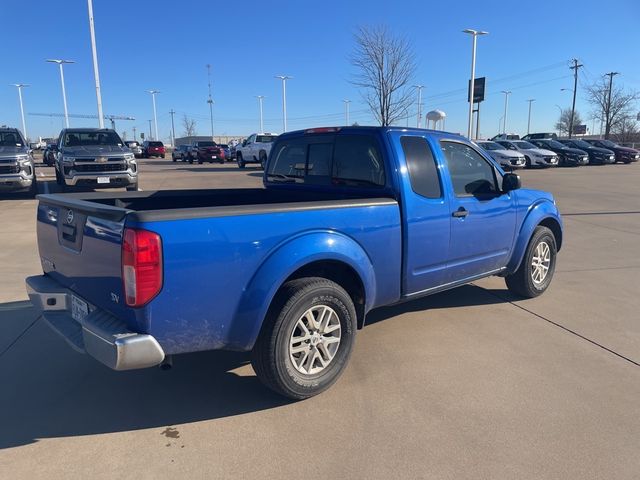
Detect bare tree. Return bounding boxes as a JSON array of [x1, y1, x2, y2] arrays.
[[182, 115, 197, 137], [555, 109, 583, 136], [612, 115, 640, 144], [350, 25, 416, 126], [585, 78, 639, 139]]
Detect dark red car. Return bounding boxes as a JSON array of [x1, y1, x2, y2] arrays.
[[187, 141, 225, 164], [585, 139, 640, 164], [142, 140, 165, 158]]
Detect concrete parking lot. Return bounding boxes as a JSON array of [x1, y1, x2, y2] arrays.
[[1, 160, 639, 479]]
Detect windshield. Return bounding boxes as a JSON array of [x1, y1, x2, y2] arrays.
[[256, 135, 278, 143], [544, 140, 565, 149], [569, 139, 592, 149], [0, 130, 24, 146], [597, 139, 617, 148], [148, 141, 163, 147], [63, 131, 122, 147], [196, 141, 216, 147], [478, 142, 503, 151], [514, 141, 536, 149]]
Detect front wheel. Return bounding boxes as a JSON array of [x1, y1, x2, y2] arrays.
[[126, 183, 139, 192], [251, 277, 357, 400], [505, 226, 557, 298]]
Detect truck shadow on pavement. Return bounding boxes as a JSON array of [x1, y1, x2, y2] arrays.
[[0, 284, 510, 449]]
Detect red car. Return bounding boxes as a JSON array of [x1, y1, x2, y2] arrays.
[[142, 140, 165, 158], [187, 141, 225, 164]]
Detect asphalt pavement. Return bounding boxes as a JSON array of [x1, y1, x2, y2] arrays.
[[1, 159, 639, 479]]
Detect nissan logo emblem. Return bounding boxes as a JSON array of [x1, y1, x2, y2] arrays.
[[66, 210, 74, 224]]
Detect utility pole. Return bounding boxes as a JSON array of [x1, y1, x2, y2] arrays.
[[413, 85, 424, 128], [568, 59, 583, 138], [604, 71, 620, 139], [501, 90, 511, 134], [275, 75, 292, 133], [169, 109, 176, 146], [526, 99, 535, 135], [87, 0, 105, 128], [11, 84, 29, 140], [343, 99, 351, 125], [206, 64, 215, 139], [255, 96, 265, 132], [463, 29, 488, 139]]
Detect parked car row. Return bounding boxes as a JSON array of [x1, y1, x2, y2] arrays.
[[171, 141, 226, 164], [480, 133, 639, 169]]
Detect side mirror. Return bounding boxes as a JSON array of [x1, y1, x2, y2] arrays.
[[502, 173, 521, 193]]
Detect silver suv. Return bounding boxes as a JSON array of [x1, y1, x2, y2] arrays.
[[0, 128, 36, 196], [54, 128, 138, 191]]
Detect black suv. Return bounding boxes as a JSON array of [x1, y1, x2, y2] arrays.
[[529, 139, 588, 167], [584, 139, 640, 164], [522, 132, 558, 141], [558, 139, 615, 165]]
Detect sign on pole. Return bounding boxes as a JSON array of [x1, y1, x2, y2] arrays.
[[468, 77, 486, 103]]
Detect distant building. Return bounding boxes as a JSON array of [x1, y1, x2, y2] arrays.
[[174, 135, 245, 146]]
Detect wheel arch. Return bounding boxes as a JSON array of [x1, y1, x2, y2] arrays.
[[227, 231, 376, 350], [506, 201, 563, 273]]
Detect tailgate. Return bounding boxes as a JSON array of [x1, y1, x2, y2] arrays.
[[35, 194, 135, 326]]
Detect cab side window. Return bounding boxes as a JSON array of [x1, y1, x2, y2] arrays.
[[401, 136, 441, 199], [441, 142, 498, 197]]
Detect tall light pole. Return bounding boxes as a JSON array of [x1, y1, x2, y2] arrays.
[[206, 64, 215, 139], [413, 85, 424, 128], [147, 90, 160, 140], [169, 109, 176, 146], [462, 29, 488, 139], [148, 120, 152, 139], [46, 59, 74, 128], [526, 99, 535, 135], [255, 95, 265, 132], [10, 84, 29, 140], [501, 90, 511, 134], [275, 75, 292, 132], [343, 99, 351, 125], [87, 0, 104, 128]]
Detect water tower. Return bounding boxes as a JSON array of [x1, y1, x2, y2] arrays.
[[426, 110, 446, 130]]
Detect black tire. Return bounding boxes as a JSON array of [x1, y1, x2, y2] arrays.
[[524, 156, 532, 168], [251, 277, 357, 400], [259, 152, 267, 170], [161, 154, 165, 159], [28, 177, 38, 198], [188, 156, 193, 164], [237, 153, 245, 169], [198, 159, 203, 165], [126, 183, 139, 192], [172, 155, 176, 162], [505, 226, 557, 298]]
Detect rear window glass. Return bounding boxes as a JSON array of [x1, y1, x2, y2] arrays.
[[401, 136, 441, 199], [268, 134, 385, 187], [148, 141, 163, 147], [256, 135, 277, 143], [196, 141, 216, 147]]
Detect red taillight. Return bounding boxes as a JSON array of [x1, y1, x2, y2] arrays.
[[305, 127, 341, 134], [122, 228, 163, 307]]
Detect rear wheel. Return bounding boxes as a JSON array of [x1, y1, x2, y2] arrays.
[[237, 152, 245, 169], [259, 152, 267, 170], [251, 277, 356, 400], [505, 226, 557, 298]]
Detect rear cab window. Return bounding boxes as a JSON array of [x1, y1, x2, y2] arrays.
[[267, 133, 386, 188]]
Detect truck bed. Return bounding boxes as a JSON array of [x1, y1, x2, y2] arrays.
[[35, 188, 402, 354]]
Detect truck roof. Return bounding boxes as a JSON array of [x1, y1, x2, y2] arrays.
[[60, 128, 117, 133], [278, 126, 464, 141]]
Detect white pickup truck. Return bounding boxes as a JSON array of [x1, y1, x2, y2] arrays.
[[235, 133, 278, 169]]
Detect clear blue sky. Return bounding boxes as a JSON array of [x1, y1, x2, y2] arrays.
[[2, 0, 639, 142]]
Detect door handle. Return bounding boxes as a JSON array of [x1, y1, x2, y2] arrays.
[[452, 207, 469, 218]]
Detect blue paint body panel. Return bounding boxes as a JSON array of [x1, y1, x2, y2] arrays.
[[34, 127, 563, 356]]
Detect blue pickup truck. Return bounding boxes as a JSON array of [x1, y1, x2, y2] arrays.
[[26, 126, 562, 399]]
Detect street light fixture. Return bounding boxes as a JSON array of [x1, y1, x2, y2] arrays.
[[501, 90, 512, 134], [413, 85, 425, 128], [255, 96, 265, 132], [343, 99, 352, 125], [10, 84, 30, 140], [462, 29, 488, 139], [147, 90, 160, 140], [275, 75, 292, 132], [46, 59, 74, 128]]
